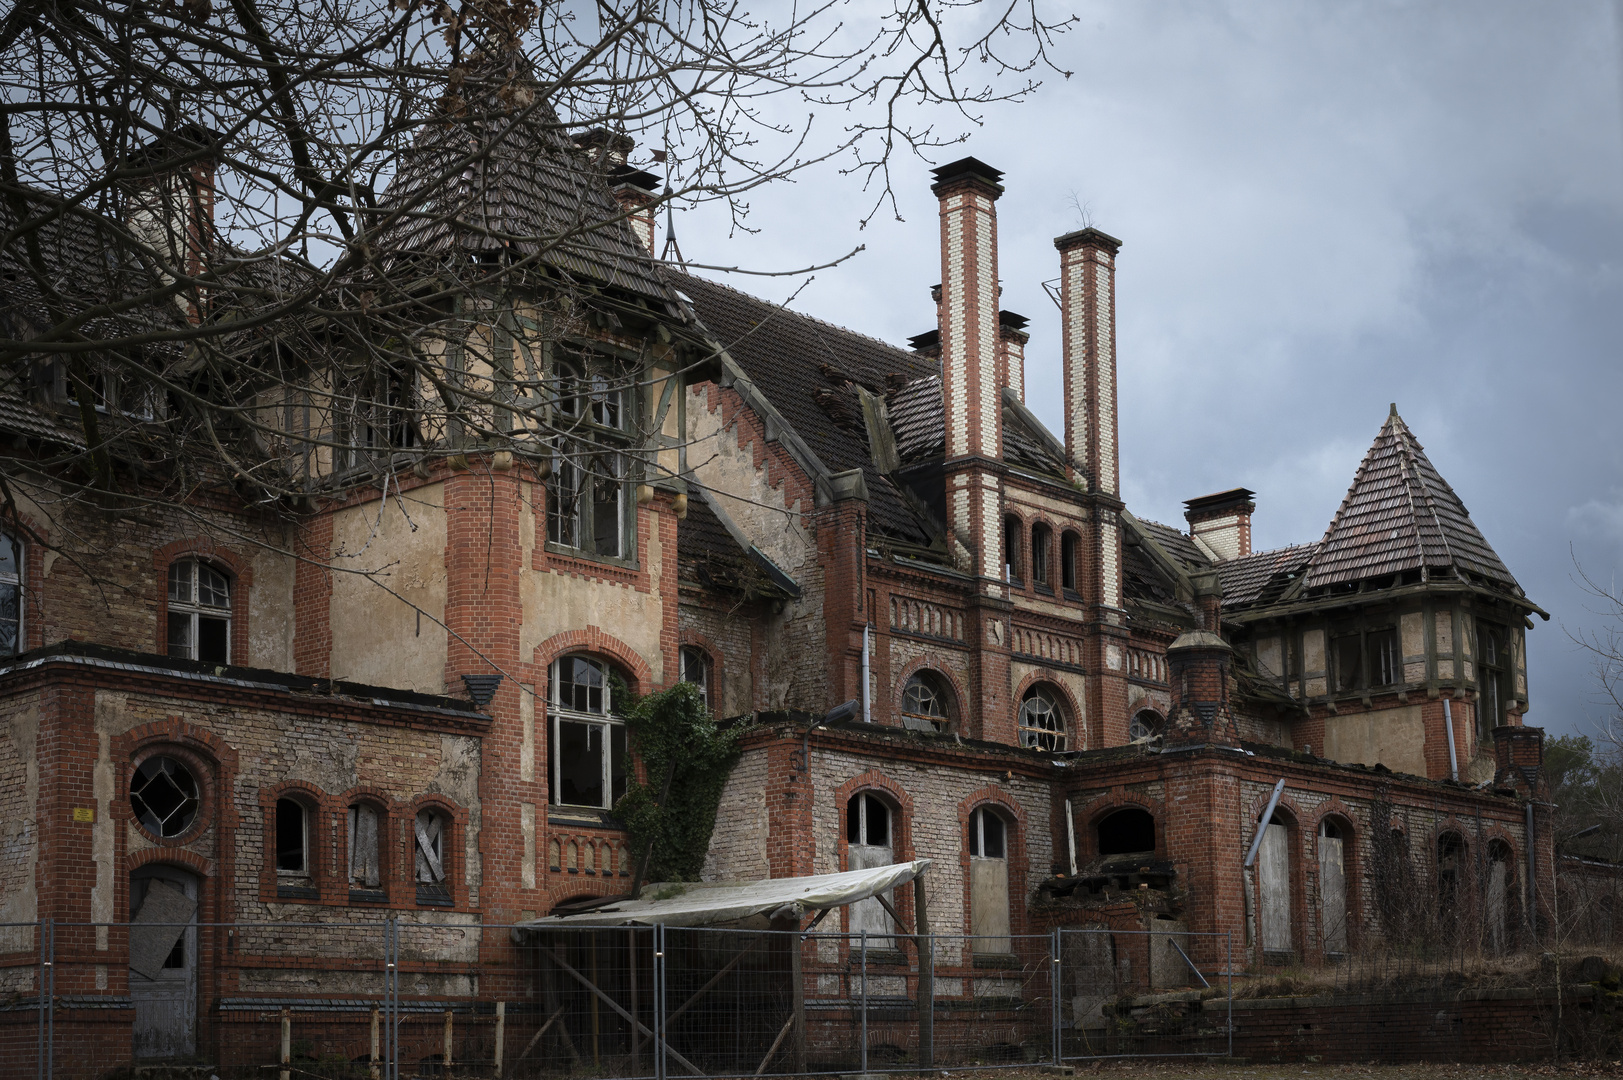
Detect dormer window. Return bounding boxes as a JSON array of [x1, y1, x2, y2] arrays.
[[167, 559, 231, 663], [547, 347, 635, 562]]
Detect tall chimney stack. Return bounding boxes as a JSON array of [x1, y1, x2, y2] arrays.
[[1054, 228, 1122, 494], [932, 157, 1006, 583], [998, 311, 1029, 402]]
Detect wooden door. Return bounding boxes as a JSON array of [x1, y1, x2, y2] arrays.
[[1258, 822, 1292, 954], [130, 866, 198, 1059], [1318, 826, 1347, 955]]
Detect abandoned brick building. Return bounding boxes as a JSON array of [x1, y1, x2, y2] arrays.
[[0, 72, 1556, 1066]]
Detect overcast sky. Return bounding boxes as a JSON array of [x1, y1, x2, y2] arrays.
[[672, 1, 1623, 741]]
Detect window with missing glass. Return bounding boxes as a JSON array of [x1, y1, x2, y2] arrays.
[[1017, 685, 1068, 751], [167, 559, 231, 663], [1477, 621, 1512, 737], [0, 533, 20, 657], [548, 655, 627, 810], [547, 347, 635, 562], [1332, 626, 1401, 694], [679, 646, 711, 709]]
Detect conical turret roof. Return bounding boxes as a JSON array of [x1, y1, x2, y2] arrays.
[[1302, 406, 1518, 591]]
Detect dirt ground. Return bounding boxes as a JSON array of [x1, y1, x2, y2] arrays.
[[963, 1064, 1623, 1080]]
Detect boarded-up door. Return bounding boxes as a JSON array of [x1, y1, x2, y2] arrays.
[[1318, 825, 1347, 955], [130, 867, 198, 1059], [969, 807, 1010, 953], [1487, 857, 1509, 954], [847, 794, 894, 946], [1258, 821, 1292, 954]]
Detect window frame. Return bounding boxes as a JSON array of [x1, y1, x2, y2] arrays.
[[1002, 515, 1023, 585], [545, 343, 639, 566], [547, 654, 629, 811], [1030, 524, 1052, 591], [967, 806, 1007, 860], [274, 796, 311, 877], [166, 558, 233, 664], [1060, 531, 1080, 597], [1016, 684, 1068, 751], [413, 805, 455, 906], [678, 645, 712, 711], [0, 532, 22, 658], [1477, 620, 1511, 737], [346, 800, 388, 900], [900, 670, 951, 732]]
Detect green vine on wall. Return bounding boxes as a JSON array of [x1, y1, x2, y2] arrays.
[[613, 680, 742, 885]]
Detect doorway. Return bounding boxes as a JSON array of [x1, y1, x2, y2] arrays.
[[130, 865, 199, 1059]]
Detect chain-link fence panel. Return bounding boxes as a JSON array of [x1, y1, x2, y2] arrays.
[[1058, 927, 1232, 1060]]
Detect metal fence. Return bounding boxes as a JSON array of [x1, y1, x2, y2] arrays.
[[0, 920, 1235, 1080]]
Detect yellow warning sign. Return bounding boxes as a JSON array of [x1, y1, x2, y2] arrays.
[[72, 807, 94, 823]]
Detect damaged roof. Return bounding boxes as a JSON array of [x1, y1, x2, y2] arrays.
[[1215, 542, 1319, 610], [671, 272, 941, 545], [370, 57, 679, 307], [1304, 406, 1520, 592]]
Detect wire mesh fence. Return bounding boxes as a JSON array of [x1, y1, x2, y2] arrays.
[[1057, 928, 1233, 1061], [4, 919, 1233, 1080]]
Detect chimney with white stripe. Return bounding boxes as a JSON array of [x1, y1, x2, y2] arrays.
[[1055, 228, 1122, 494], [998, 311, 1029, 402]]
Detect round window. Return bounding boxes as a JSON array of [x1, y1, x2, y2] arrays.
[[130, 756, 200, 838], [1017, 686, 1067, 751]]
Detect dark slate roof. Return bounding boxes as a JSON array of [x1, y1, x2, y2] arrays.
[[883, 373, 1067, 476], [677, 487, 747, 581], [1135, 518, 1211, 572], [370, 58, 677, 305], [671, 272, 941, 544], [1303, 408, 1518, 590], [1123, 541, 1179, 607], [1216, 542, 1318, 609]]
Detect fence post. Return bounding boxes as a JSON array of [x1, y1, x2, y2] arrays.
[[280, 1007, 292, 1080], [387, 918, 399, 1080], [370, 1007, 381, 1080], [859, 931, 867, 1076], [494, 1001, 505, 1078], [45, 918, 53, 1080], [653, 924, 666, 1080], [1051, 929, 1062, 1066], [1226, 931, 1233, 1059]]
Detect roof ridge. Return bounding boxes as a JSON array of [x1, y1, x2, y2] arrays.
[[1391, 412, 1457, 572], [681, 273, 929, 363]]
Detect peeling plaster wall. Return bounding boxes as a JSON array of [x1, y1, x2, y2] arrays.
[[248, 544, 296, 671], [0, 698, 40, 960], [328, 484, 449, 695]]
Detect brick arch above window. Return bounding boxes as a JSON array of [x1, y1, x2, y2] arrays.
[[533, 628, 654, 693], [154, 539, 252, 664], [957, 785, 1031, 935], [893, 656, 966, 730], [1012, 669, 1082, 751], [127, 845, 215, 879], [678, 629, 724, 711]]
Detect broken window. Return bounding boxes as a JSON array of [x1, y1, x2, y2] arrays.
[[275, 798, 309, 875], [968, 807, 1010, 953], [415, 807, 452, 904], [348, 803, 383, 891], [1128, 710, 1160, 743], [1284, 632, 1301, 687], [0, 533, 20, 657], [130, 755, 199, 838], [1003, 515, 1022, 584], [548, 443, 628, 559], [1097, 807, 1155, 856], [548, 655, 627, 809], [1017, 684, 1067, 751], [1031, 524, 1052, 589], [1061, 532, 1080, 594], [1332, 633, 1361, 693], [1368, 627, 1399, 687], [1436, 831, 1465, 941], [335, 367, 416, 470], [167, 559, 231, 664], [900, 670, 950, 732], [1487, 840, 1513, 955], [1319, 820, 1348, 955], [678, 646, 711, 710], [847, 793, 895, 943]]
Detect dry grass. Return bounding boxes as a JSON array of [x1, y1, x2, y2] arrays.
[[967, 1063, 1623, 1080], [1222, 947, 1623, 1001]]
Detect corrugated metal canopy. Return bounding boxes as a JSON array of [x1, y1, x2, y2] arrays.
[[513, 859, 931, 930]]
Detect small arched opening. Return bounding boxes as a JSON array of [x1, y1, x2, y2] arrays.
[[1097, 807, 1155, 857]]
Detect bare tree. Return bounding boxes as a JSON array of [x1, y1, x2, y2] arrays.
[[0, 0, 1073, 593]]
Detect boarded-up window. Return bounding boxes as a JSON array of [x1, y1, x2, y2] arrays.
[[415, 808, 451, 905], [1318, 821, 1347, 955], [348, 804, 382, 888], [1258, 820, 1292, 955], [847, 793, 895, 944], [968, 807, 1010, 954], [1487, 841, 1512, 955]]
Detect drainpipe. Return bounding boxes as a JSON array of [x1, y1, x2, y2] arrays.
[[1244, 779, 1287, 869], [861, 625, 871, 723], [1443, 698, 1459, 781]]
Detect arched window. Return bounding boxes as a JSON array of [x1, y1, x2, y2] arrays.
[[1031, 524, 1052, 590], [167, 559, 231, 663], [967, 806, 1011, 954], [900, 671, 951, 732], [276, 797, 310, 875], [415, 807, 452, 905], [1319, 819, 1348, 956], [1017, 685, 1067, 751], [1257, 813, 1293, 956], [1437, 832, 1465, 939], [1097, 807, 1155, 856], [130, 755, 200, 841], [1128, 710, 1160, 743], [847, 793, 896, 942], [348, 803, 384, 893], [679, 645, 711, 710], [0, 533, 21, 656], [548, 655, 627, 809], [1061, 532, 1080, 595], [1003, 515, 1022, 584]]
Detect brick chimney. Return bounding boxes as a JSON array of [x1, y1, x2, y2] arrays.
[[1184, 488, 1256, 562], [124, 124, 219, 284], [1493, 724, 1547, 796], [932, 157, 1004, 464], [575, 129, 660, 256], [1054, 228, 1122, 495], [998, 311, 1030, 402]]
